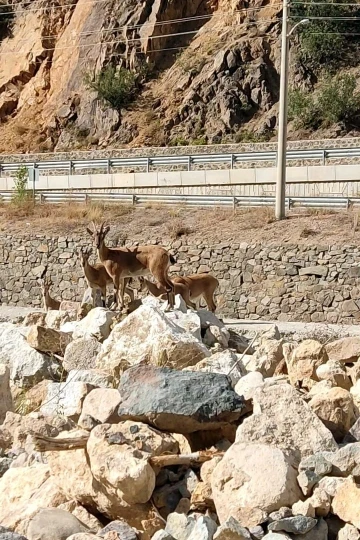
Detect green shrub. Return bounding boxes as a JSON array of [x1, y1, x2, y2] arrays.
[[13, 166, 29, 203], [169, 137, 189, 147], [288, 88, 317, 129], [317, 74, 360, 126], [192, 137, 207, 146], [292, 0, 360, 71], [289, 74, 360, 129], [84, 65, 147, 110]]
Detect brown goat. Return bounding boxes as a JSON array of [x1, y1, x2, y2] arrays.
[[39, 268, 61, 311], [141, 273, 219, 312], [79, 248, 134, 307], [86, 222, 175, 309]]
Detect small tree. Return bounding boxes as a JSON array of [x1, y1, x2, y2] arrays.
[[289, 74, 360, 130], [13, 166, 29, 202], [288, 89, 317, 129], [317, 74, 360, 126], [84, 66, 137, 110], [292, 0, 360, 71]]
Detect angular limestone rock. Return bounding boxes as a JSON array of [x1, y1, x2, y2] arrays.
[[97, 304, 210, 374], [212, 442, 302, 526], [236, 384, 337, 465]]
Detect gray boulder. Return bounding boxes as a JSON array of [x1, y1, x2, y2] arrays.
[[66, 369, 113, 388], [268, 516, 317, 535], [0, 324, 60, 388], [0, 526, 28, 540], [344, 417, 360, 443], [214, 517, 251, 539], [63, 337, 101, 372], [98, 520, 137, 539], [27, 508, 88, 540], [118, 365, 244, 433]]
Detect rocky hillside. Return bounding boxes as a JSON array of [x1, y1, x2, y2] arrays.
[[2, 0, 359, 155], [1, 296, 360, 539]]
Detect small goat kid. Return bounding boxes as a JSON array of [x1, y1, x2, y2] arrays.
[[86, 222, 175, 309], [39, 269, 61, 311], [141, 273, 219, 312], [79, 248, 134, 307]]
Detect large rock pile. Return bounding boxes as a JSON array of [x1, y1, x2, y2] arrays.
[[2, 296, 360, 540]]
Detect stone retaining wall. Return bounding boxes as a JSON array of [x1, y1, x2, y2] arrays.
[[1, 136, 360, 164], [1, 234, 360, 324]]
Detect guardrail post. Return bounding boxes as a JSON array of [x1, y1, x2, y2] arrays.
[[287, 197, 291, 211], [232, 196, 237, 212], [107, 159, 111, 174], [69, 161, 73, 175], [188, 155, 191, 171], [132, 194, 136, 206], [231, 154, 235, 169], [323, 150, 326, 166], [85, 194, 89, 205], [146, 158, 150, 173], [40, 193, 44, 205]]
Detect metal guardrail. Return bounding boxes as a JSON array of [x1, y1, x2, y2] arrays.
[[1, 191, 359, 209], [1, 147, 360, 175]]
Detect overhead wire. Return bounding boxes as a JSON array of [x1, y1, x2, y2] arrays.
[[0, 2, 283, 17], [0, 19, 280, 56]]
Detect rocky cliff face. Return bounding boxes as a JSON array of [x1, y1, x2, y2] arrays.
[[0, 0, 286, 152]]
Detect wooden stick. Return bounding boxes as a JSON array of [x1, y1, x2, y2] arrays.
[[31, 433, 223, 467], [31, 432, 89, 452], [149, 450, 223, 468]]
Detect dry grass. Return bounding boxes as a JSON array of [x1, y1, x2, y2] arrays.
[[167, 218, 192, 239], [0, 200, 133, 232], [0, 202, 359, 246]]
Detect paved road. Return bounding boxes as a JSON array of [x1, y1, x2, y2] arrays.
[[0, 305, 42, 321], [225, 318, 360, 341], [0, 305, 359, 341]]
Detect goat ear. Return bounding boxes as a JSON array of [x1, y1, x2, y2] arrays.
[[103, 225, 110, 236], [86, 227, 93, 237]]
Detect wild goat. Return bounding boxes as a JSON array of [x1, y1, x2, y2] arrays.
[[86, 222, 175, 309], [141, 273, 219, 312], [39, 267, 61, 311], [79, 248, 135, 307]]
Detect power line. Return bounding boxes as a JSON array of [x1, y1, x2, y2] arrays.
[[0, 2, 282, 17], [2, 9, 280, 44], [291, 15, 360, 20], [0, 20, 279, 56], [292, 1, 360, 5]]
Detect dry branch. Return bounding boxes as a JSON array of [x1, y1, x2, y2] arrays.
[[31, 432, 89, 452], [149, 450, 224, 468], [30, 432, 224, 467]]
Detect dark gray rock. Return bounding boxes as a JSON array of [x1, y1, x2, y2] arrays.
[[0, 457, 12, 477], [118, 365, 245, 433], [294, 518, 328, 540], [268, 516, 317, 535], [98, 520, 137, 540], [0, 528, 28, 540]]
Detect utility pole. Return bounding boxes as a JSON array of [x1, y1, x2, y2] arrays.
[[275, 5, 310, 220], [275, 0, 290, 221]]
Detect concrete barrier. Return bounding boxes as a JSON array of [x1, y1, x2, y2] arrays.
[[3, 164, 360, 197]]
